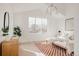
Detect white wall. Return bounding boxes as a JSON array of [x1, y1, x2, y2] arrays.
[[13, 9, 65, 42], [13, 12, 28, 42], [63, 4, 79, 56], [74, 7, 79, 56]]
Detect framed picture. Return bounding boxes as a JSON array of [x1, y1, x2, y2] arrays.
[[65, 17, 74, 31]]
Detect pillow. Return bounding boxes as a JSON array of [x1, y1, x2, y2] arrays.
[[69, 34, 74, 40]]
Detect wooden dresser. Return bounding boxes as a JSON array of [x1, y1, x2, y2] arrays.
[[2, 38, 19, 56], [0, 42, 2, 56]]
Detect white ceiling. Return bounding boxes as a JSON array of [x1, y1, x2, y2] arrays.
[[0, 3, 68, 12], [0, 3, 47, 12], [0, 3, 79, 15]]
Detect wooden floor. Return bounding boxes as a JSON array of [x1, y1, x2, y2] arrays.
[[35, 42, 73, 56]]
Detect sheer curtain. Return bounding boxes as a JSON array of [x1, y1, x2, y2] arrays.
[[28, 17, 47, 33]]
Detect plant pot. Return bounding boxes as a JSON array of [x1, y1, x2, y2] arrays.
[[11, 35, 20, 40], [3, 35, 10, 41]]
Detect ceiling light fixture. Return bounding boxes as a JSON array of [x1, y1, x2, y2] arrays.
[[46, 3, 58, 16]]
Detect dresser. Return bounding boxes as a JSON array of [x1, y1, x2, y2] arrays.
[[0, 42, 2, 56], [2, 38, 19, 56]]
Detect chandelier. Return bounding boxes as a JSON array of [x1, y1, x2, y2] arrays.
[[46, 4, 58, 16]]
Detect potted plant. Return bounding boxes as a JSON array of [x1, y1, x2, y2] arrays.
[[1, 26, 9, 36], [1, 26, 9, 40], [13, 26, 21, 39]]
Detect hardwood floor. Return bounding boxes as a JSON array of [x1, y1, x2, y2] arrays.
[[35, 42, 74, 56]]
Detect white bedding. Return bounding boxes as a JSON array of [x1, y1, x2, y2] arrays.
[[53, 41, 67, 49]]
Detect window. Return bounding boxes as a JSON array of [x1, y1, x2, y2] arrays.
[[28, 17, 47, 33]]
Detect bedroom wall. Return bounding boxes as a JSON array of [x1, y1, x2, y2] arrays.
[[13, 9, 65, 42], [64, 4, 79, 56], [75, 15, 79, 56], [74, 7, 79, 56]]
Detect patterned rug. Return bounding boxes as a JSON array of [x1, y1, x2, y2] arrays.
[[35, 42, 73, 56]]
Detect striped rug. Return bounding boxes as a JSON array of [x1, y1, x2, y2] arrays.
[[35, 42, 73, 56]]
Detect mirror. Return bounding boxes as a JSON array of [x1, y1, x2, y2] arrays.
[[4, 11, 9, 29], [2, 11, 9, 36]]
